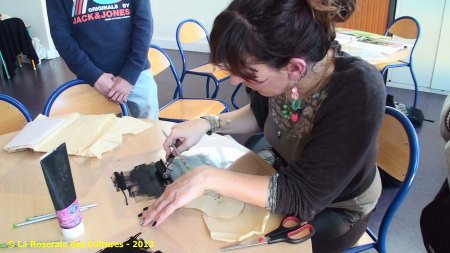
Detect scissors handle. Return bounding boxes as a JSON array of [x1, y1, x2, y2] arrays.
[[265, 216, 302, 238], [268, 223, 315, 245]]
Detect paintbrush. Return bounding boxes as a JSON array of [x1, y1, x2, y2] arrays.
[[161, 130, 191, 170], [13, 203, 98, 228]]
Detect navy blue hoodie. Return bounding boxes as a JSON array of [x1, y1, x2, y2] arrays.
[[46, 0, 152, 85]]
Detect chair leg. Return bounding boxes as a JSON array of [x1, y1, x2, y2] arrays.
[[173, 88, 179, 100], [174, 73, 186, 99], [380, 66, 389, 82], [206, 76, 211, 98], [381, 65, 418, 108], [31, 59, 36, 71], [0, 50, 10, 80], [231, 84, 243, 109], [409, 66, 419, 108], [381, 67, 388, 84], [17, 55, 22, 67], [211, 79, 220, 99]]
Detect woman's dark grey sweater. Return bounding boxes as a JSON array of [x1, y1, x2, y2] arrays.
[[251, 55, 385, 220]]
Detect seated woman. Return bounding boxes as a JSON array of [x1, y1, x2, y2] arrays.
[[142, 0, 385, 252]]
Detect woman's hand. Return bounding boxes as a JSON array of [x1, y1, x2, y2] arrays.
[[141, 166, 213, 227], [163, 118, 211, 156]]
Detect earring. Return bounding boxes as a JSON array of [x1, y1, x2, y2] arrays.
[[291, 86, 302, 110], [282, 80, 302, 123]]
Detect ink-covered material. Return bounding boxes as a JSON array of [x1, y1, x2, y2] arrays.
[[40, 143, 84, 238], [111, 153, 221, 204], [112, 160, 180, 204]]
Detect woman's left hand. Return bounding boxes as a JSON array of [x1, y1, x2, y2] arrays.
[[141, 165, 213, 227]]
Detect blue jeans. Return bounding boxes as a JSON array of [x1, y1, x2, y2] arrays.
[[127, 70, 159, 119]]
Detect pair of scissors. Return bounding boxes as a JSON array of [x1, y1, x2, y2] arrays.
[[221, 216, 315, 251]]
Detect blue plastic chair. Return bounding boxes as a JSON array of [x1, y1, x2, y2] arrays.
[[149, 44, 229, 122], [0, 93, 32, 134], [230, 84, 244, 109], [380, 16, 421, 108], [176, 19, 231, 99], [345, 106, 420, 253], [43, 79, 129, 117]]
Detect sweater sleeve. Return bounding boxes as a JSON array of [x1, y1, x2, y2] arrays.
[[46, 0, 103, 84], [118, 0, 152, 85], [274, 62, 385, 221]]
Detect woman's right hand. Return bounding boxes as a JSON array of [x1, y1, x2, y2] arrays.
[[163, 118, 211, 157]]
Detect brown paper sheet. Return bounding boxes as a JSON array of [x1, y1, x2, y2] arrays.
[[186, 152, 276, 242]]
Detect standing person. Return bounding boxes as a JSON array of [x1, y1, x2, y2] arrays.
[[46, 0, 158, 119], [141, 0, 385, 252]]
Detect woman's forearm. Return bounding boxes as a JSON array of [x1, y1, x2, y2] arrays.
[[217, 104, 261, 134], [205, 168, 270, 208]]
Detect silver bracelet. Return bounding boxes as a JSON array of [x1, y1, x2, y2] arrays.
[[200, 115, 221, 135], [266, 173, 279, 211]]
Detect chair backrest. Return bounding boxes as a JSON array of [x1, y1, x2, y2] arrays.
[[176, 19, 210, 74], [375, 106, 419, 252], [377, 110, 412, 181], [148, 44, 183, 98], [0, 94, 32, 135], [176, 19, 209, 44], [385, 16, 420, 40], [385, 16, 420, 61], [43, 79, 129, 117]]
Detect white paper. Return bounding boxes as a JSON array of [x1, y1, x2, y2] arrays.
[[349, 38, 408, 54], [3, 118, 67, 152], [335, 33, 358, 45]]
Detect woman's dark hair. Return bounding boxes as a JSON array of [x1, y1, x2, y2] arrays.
[[210, 0, 355, 81]]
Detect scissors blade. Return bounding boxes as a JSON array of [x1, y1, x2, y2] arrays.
[[220, 241, 267, 251]]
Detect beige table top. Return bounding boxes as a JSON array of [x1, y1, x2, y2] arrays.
[[0, 120, 312, 253], [337, 28, 411, 71]]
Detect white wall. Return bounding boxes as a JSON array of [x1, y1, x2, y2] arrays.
[[0, 0, 59, 59], [431, 2, 450, 91], [152, 0, 231, 52], [387, 0, 449, 93]]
